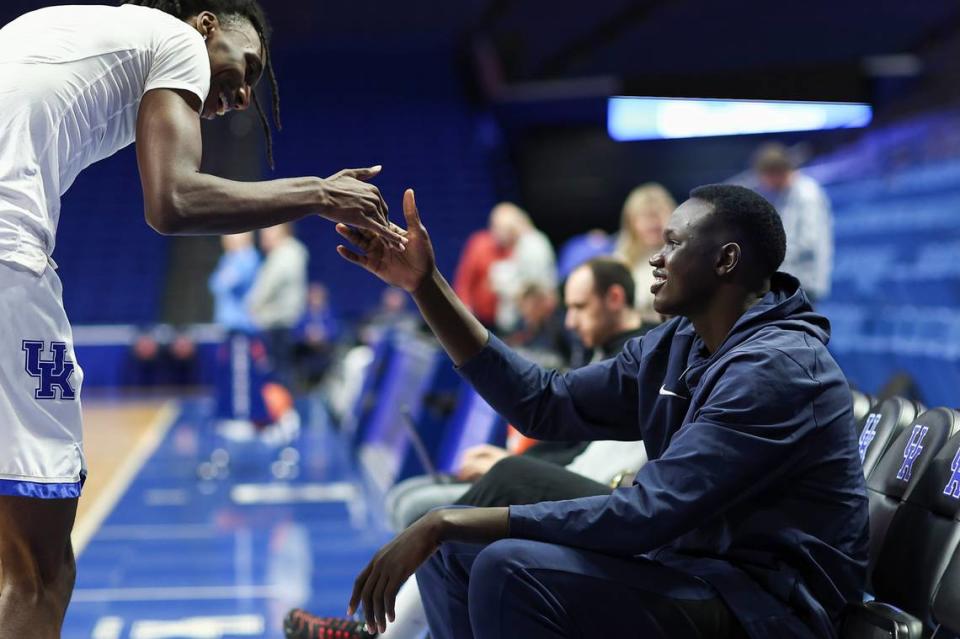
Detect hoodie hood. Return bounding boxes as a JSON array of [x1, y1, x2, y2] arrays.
[[681, 272, 829, 356], [673, 272, 830, 391]]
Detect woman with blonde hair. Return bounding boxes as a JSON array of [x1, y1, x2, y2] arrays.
[[614, 183, 676, 323]]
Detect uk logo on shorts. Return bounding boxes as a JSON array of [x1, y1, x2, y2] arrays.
[[22, 340, 76, 400], [944, 445, 960, 500], [896, 424, 928, 482]]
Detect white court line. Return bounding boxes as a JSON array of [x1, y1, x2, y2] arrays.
[[72, 584, 284, 603], [95, 524, 220, 540], [92, 616, 124, 639], [72, 401, 179, 556]]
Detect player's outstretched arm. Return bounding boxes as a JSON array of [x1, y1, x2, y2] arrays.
[[336, 188, 488, 365], [135, 88, 404, 246]]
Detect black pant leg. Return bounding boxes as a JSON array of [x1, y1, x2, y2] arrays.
[[455, 455, 612, 508]]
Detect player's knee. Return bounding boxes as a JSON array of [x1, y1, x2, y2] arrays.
[[0, 540, 73, 605]]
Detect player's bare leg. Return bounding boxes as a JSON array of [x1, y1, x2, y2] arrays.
[[0, 495, 78, 639]]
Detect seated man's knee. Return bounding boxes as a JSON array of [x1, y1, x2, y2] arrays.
[[470, 539, 527, 592]]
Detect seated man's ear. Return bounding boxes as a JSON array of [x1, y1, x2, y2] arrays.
[[715, 242, 741, 278]]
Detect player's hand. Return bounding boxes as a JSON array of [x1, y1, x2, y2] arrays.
[[348, 509, 442, 634], [336, 189, 436, 293], [320, 166, 407, 250], [456, 444, 510, 482]]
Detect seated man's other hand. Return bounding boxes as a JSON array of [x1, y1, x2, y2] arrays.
[[336, 189, 435, 293], [456, 444, 510, 482]]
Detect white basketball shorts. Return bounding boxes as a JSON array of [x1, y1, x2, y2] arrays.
[[0, 261, 85, 498]]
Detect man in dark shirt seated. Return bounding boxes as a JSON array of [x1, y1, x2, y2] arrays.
[[336, 184, 868, 639]]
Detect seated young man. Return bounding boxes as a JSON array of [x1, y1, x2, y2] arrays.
[[334, 184, 868, 639]]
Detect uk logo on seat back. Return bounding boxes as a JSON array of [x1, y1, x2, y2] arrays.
[[944, 445, 960, 500], [858, 412, 882, 463], [22, 340, 76, 400], [896, 424, 929, 482]]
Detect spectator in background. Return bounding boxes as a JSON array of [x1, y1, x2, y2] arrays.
[[564, 257, 651, 364], [294, 282, 340, 388], [211, 232, 261, 334], [750, 142, 833, 301], [487, 203, 557, 333], [614, 182, 676, 324], [209, 232, 268, 425], [452, 228, 511, 328], [248, 223, 309, 387]]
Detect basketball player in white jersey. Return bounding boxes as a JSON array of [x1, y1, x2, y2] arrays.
[[0, 2, 405, 635]]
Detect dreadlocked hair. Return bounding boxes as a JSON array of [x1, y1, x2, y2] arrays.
[[123, 0, 282, 169]]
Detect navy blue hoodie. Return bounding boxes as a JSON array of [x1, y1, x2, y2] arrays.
[[458, 273, 868, 638]]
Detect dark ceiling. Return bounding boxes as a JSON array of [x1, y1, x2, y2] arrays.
[[3, 0, 958, 102]]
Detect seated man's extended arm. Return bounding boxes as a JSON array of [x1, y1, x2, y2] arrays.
[[337, 189, 642, 442], [135, 88, 403, 242]]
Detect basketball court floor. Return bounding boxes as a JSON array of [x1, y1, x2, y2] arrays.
[[63, 396, 390, 639]]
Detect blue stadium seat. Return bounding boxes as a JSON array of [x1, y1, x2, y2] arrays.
[[434, 382, 507, 474]]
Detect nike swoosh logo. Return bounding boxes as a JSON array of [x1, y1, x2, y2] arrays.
[[659, 384, 689, 400]]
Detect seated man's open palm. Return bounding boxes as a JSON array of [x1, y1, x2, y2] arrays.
[[336, 188, 435, 292]]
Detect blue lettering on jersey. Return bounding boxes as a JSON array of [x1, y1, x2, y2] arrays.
[[858, 412, 881, 463], [22, 340, 76, 400], [896, 424, 928, 482], [944, 445, 960, 500]]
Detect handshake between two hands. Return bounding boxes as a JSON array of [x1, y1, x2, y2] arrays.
[[331, 183, 437, 296]]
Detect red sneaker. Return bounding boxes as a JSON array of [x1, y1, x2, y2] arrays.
[[283, 609, 378, 639]]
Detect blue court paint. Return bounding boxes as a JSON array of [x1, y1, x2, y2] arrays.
[[63, 398, 392, 639]]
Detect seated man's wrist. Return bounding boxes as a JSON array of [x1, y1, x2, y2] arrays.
[[412, 267, 443, 297]]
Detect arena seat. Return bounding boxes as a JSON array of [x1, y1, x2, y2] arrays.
[[356, 331, 444, 491], [841, 412, 960, 639], [434, 382, 507, 474], [864, 408, 957, 577], [858, 397, 923, 480], [872, 425, 960, 626]]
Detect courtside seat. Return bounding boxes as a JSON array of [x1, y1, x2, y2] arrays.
[[870, 424, 960, 631], [841, 413, 960, 639], [932, 542, 960, 638], [864, 408, 956, 576], [858, 397, 923, 480]]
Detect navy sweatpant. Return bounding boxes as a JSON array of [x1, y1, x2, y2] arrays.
[[416, 538, 748, 639]]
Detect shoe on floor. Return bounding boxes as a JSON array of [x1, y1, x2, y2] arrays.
[[283, 608, 378, 639]]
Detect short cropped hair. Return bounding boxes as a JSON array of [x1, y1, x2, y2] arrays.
[[688, 184, 786, 280], [579, 257, 636, 307]]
